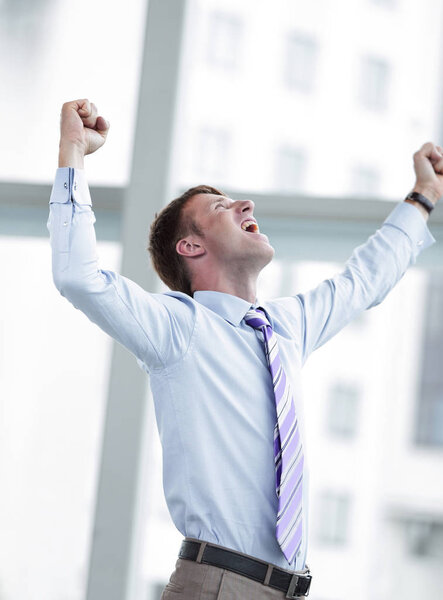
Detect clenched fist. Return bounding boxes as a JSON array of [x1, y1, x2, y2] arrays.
[[59, 99, 110, 168], [412, 141, 443, 204]]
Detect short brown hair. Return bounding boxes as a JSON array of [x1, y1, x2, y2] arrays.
[[148, 185, 225, 296]]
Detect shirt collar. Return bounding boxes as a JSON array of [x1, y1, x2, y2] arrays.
[[193, 290, 260, 326]]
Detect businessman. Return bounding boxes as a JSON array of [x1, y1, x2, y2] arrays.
[[48, 99, 441, 599]]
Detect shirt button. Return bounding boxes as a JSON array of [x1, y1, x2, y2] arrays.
[[63, 221, 68, 226], [64, 182, 68, 189], [74, 183, 77, 190], [417, 240, 423, 246]]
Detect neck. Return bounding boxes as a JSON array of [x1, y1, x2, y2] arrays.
[[192, 265, 258, 304]]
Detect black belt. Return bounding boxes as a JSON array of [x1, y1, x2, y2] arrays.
[[179, 539, 312, 598]]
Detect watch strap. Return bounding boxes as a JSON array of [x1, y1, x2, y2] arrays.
[[405, 192, 435, 214]]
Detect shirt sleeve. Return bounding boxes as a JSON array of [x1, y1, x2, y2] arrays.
[[295, 201, 436, 366], [46, 167, 196, 372]]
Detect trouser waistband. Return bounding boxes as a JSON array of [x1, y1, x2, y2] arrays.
[[179, 537, 312, 598]]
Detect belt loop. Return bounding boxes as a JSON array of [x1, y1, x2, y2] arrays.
[[196, 541, 207, 563], [263, 564, 273, 586], [286, 574, 299, 598]]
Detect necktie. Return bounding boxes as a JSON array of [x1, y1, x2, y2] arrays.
[[244, 307, 304, 565]]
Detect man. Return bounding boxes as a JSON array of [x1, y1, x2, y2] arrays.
[[48, 98, 441, 599]]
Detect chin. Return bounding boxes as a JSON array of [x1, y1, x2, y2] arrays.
[[260, 245, 275, 268], [265, 243, 275, 259]]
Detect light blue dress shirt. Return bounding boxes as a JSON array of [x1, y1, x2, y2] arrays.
[[47, 167, 435, 572]]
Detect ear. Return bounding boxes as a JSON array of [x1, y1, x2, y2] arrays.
[[176, 237, 206, 258]]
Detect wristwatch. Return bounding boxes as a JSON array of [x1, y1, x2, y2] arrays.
[[405, 191, 435, 214]]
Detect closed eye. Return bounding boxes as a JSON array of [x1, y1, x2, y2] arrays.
[[212, 198, 233, 210]]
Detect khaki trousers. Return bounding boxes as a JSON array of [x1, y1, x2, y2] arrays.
[[161, 541, 310, 599]]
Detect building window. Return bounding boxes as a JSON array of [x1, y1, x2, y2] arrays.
[[326, 382, 361, 439], [349, 165, 380, 198], [284, 33, 318, 92], [404, 519, 435, 557], [316, 491, 352, 545], [274, 146, 307, 193], [206, 12, 243, 70], [415, 271, 443, 447], [370, 0, 396, 7], [358, 56, 390, 110], [195, 127, 231, 181]]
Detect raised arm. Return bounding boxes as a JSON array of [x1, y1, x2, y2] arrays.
[[47, 99, 196, 371], [295, 141, 442, 366]]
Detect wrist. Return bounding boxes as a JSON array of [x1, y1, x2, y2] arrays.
[[58, 140, 85, 169]]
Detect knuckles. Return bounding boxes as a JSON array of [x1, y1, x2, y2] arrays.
[[61, 99, 90, 112], [413, 141, 438, 160]]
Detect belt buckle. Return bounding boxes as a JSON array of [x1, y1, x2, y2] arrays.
[[286, 573, 312, 598]]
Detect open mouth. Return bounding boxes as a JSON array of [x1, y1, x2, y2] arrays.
[[241, 219, 260, 234]]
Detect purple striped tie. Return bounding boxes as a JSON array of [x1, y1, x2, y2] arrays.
[[244, 307, 304, 565]]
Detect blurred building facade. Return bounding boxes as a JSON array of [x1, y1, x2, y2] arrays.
[[0, 1, 443, 600], [177, 0, 443, 200], [143, 1, 443, 599]]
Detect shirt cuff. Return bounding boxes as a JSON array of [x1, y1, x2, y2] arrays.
[[49, 167, 92, 206], [383, 201, 436, 253]]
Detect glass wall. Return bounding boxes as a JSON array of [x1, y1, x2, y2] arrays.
[[0, 0, 146, 185], [0, 235, 121, 599], [1, 1, 443, 600]]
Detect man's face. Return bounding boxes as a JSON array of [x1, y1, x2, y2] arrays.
[[179, 193, 275, 273]]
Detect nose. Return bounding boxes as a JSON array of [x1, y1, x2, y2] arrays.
[[240, 199, 255, 214]]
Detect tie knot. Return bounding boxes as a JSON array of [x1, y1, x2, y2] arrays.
[[244, 307, 271, 330]]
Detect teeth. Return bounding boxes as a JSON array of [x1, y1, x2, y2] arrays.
[[241, 220, 259, 232]]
